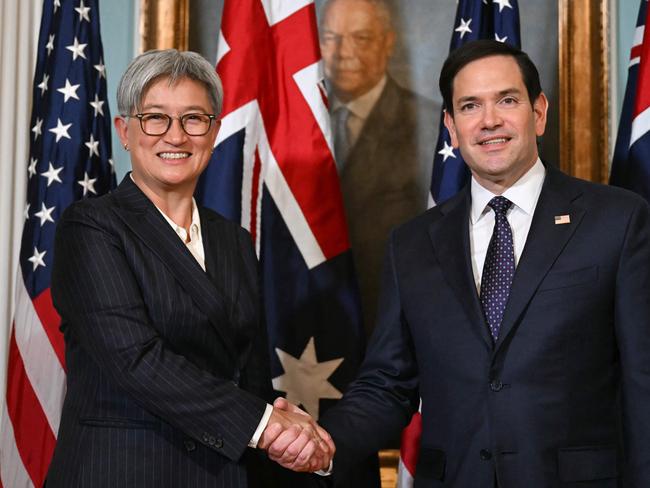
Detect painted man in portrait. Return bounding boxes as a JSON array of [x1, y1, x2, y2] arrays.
[[319, 0, 437, 335]]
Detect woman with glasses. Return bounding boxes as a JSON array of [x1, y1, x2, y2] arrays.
[[46, 49, 332, 488]]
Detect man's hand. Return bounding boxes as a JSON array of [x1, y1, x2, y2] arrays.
[[258, 397, 335, 472]]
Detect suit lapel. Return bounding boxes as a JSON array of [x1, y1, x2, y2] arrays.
[[428, 189, 493, 350], [494, 167, 585, 353], [110, 176, 238, 359]]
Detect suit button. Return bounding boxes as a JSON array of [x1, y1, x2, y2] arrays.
[[208, 435, 217, 446], [215, 438, 224, 448], [184, 440, 196, 452], [480, 449, 492, 461], [489, 379, 503, 392], [201, 433, 210, 443]]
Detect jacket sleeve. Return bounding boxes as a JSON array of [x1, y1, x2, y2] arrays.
[[52, 203, 267, 462], [319, 229, 419, 480]]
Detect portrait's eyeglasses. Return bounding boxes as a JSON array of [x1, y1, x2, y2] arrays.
[[126, 112, 217, 136]]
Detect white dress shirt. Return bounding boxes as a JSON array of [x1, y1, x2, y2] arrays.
[[155, 195, 273, 448], [469, 158, 546, 291]]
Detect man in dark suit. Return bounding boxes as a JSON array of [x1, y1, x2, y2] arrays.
[[319, 0, 437, 335], [274, 40, 650, 486], [46, 49, 331, 487]]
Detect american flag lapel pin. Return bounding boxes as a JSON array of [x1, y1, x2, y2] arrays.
[[554, 214, 571, 225]]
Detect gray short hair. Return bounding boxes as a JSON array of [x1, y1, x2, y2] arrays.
[[320, 0, 394, 32], [116, 49, 223, 116]]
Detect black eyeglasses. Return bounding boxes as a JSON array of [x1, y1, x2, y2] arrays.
[[128, 112, 217, 136]]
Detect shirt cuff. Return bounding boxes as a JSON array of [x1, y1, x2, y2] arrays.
[[316, 460, 333, 476], [248, 403, 273, 448]]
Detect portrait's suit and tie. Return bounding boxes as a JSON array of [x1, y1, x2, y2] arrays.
[[338, 76, 436, 335], [317, 41, 650, 487], [47, 176, 273, 487]]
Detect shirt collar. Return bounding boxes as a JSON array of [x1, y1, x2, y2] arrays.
[[331, 75, 387, 120], [156, 198, 201, 243], [128, 173, 201, 242], [470, 158, 546, 224]]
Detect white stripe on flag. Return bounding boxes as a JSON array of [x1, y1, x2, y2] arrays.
[[13, 278, 65, 434], [216, 29, 231, 65], [397, 458, 415, 488], [630, 106, 650, 148], [257, 124, 327, 269], [634, 25, 645, 48], [261, 0, 314, 26], [630, 57, 641, 68], [0, 402, 34, 488]]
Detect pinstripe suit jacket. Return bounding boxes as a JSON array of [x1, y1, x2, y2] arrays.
[[46, 176, 274, 487]]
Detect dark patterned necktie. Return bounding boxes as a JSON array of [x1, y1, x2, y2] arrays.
[[480, 196, 515, 341]]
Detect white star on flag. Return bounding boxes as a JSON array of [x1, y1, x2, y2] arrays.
[[40, 162, 63, 187], [495, 33, 508, 43], [37, 74, 49, 96], [57, 79, 81, 103], [78, 172, 98, 196], [493, 0, 513, 12], [89, 94, 105, 116], [94, 61, 106, 79], [28, 158, 38, 178], [53, 0, 61, 13], [455, 18, 473, 39], [49, 118, 72, 142], [28, 247, 46, 271], [46, 34, 55, 56], [272, 337, 344, 419], [32, 118, 43, 140], [34, 203, 56, 226], [85, 134, 100, 157], [23, 203, 30, 221], [75, 0, 91, 22], [438, 140, 457, 162], [66, 37, 87, 60], [108, 159, 115, 173]]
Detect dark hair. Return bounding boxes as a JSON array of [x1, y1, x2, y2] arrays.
[[439, 40, 542, 115]]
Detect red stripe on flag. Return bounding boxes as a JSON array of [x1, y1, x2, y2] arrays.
[[633, 7, 650, 118], [399, 411, 422, 476], [5, 328, 57, 487], [32, 288, 65, 371], [632, 44, 642, 62], [250, 148, 263, 245]]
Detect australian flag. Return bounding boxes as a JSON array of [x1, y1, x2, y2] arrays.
[[0, 1, 115, 486], [610, 0, 650, 201], [197, 0, 364, 439], [429, 0, 521, 206]]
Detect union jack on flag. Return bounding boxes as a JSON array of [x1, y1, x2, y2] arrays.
[[196, 0, 365, 428], [610, 0, 650, 201], [0, 1, 115, 486], [429, 0, 521, 206]]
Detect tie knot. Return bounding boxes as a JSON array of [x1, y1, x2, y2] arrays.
[[488, 196, 512, 216]]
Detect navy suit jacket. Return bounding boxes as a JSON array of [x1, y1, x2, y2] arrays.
[[47, 176, 274, 487], [321, 166, 650, 487]]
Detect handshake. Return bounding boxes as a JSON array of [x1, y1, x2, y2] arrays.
[[258, 397, 335, 473]]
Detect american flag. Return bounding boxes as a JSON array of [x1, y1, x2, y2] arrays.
[[610, 0, 650, 200], [399, 1, 521, 486], [196, 0, 364, 429], [0, 1, 115, 486], [428, 0, 521, 206]]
